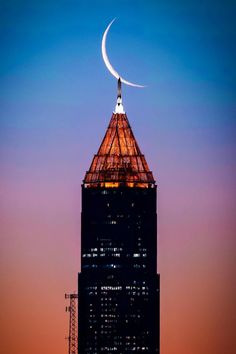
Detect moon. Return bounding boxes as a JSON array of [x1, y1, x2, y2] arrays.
[[101, 19, 145, 88]]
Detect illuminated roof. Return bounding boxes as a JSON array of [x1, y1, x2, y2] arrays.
[[84, 112, 155, 188]]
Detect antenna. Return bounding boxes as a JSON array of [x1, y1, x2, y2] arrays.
[[117, 77, 121, 98], [115, 78, 125, 114]]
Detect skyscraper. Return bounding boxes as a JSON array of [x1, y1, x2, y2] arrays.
[[78, 80, 160, 353]]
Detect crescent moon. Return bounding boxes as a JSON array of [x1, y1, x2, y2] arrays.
[[101, 19, 145, 88]]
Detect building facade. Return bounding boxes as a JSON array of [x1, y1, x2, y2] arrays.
[[78, 83, 160, 353]]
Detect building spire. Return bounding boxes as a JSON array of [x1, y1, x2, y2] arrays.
[[117, 77, 121, 99], [114, 78, 125, 114]]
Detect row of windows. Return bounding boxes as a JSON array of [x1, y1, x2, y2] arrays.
[[82, 252, 147, 258], [101, 314, 119, 318], [127, 291, 149, 296], [125, 347, 149, 351], [126, 285, 148, 290], [100, 290, 149, 297], [85, 282, 147, 291], [84, 343, 150, 350], [100, 307, 118, 311], [98, 189, 152, 195], [98, 345, 150, 351], [101, 247, 123, 252], [103, 319, 118, 324], [83, 264, 147, 270], [107, 214, 127, 218], [83, 253, 121, 257], [133, 253, 147, 257], [96, 239, 143, 246], [91, 220, 146, 226], [101, 286, 122, 290]]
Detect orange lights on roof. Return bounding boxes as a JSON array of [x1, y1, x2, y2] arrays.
[[105, 182, 119, 188], [84, 113, 155, 188]]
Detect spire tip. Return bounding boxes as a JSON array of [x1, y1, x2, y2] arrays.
[[115, 78, 125, 113]]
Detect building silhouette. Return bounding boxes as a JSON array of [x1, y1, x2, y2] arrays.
[[78, 80, 160, 353]]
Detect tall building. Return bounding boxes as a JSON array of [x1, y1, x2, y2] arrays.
[[78, 80, 160, 353]]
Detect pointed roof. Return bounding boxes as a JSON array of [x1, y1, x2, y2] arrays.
[[84, 112, 155, 188]]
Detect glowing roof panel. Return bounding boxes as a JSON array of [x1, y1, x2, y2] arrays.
[[84, 113, 155, 188]]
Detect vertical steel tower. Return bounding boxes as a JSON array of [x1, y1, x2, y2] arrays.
[[65, 293, 78, 354], [78, 81, 160, 353]]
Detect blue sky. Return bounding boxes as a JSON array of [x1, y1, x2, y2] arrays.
[[1, 0, 235, 188]]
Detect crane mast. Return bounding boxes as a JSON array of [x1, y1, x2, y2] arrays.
[[65, 293, 78, 354]]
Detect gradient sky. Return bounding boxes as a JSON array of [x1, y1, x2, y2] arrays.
[[1, 1, 236, 354]]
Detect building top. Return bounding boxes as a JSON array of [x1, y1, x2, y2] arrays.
[[83, 80, 155, 188]]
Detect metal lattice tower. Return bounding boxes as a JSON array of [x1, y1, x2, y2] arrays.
[[65, 293, 78, 354]]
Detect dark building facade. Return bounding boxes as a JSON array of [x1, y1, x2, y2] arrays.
[[78, 85, 160, 353]]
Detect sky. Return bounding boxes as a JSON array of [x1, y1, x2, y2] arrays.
[[1, 0, 236, 353]]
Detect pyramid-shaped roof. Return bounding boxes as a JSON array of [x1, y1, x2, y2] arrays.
[[84, 112, 155, 188]]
